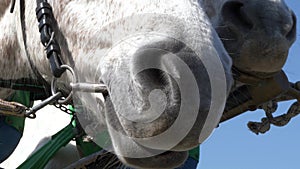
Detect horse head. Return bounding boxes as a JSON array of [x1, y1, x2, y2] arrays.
[[0, 0, 296, 168]]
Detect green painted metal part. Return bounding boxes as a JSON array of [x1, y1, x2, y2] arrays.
[[188, 147, 200, 161], [17, 123, 78, 169]]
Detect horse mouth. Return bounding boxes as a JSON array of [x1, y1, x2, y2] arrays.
[[120, 150, 188, 169]]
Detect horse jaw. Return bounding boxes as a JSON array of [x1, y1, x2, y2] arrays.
[[0, 4, 35, 81]]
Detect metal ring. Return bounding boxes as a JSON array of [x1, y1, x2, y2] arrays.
[[51, 77, 57, 96], [25, 108, 37, 119], [44, 32, 55, 48], [51, 64, 77, 104], [27, 113, 37, 119]]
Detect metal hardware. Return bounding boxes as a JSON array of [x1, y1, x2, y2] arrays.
[[25, 92, 62, 118], [221, 71, 300, 134], [54, 103, 75, 115], [70, 83, 107, 94], [221, 71, 291, 122], [248, 101, 300, 135], [51, 64, 76, 104]]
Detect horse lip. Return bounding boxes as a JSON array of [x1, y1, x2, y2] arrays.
[[120, 150, 188, 169], [240, 69, 280, 79]]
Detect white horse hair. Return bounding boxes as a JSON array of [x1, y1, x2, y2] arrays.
[[0, 0, 296, 168]]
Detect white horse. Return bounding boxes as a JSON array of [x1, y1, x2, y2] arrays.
[[0, 0, 296, 168]]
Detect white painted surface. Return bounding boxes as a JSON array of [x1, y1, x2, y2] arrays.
[[0, 103, 76, 169]]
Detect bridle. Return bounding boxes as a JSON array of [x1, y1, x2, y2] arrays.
[[6, 0, 108, 118]]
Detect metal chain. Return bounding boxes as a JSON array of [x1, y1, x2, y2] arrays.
[[25, 92, 62, 118], [53, 103, 75, 115], [248, 101, 300, 135]]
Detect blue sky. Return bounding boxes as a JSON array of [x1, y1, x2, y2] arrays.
[[197, 1, 300, 169]]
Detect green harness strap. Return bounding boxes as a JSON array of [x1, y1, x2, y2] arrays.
[[17, 123, 78, 169], [8, 96, 197, 169], [2, 90, 78, 169]]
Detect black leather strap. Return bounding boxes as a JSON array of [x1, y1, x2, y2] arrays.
[[35, 0, 66, 78], [19, 0, 51, 97]]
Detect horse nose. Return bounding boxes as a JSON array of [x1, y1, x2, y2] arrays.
[[286, 12, 297, 42], [221, 0, 296, 43]]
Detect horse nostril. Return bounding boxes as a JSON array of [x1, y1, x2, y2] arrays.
[[286, 12, 297, 43], [221, 1, 253, 31]]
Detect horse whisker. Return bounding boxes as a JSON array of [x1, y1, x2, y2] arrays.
[[214, 25, 230, 28], [219, 38, 236, 41]]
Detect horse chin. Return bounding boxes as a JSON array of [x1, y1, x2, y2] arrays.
[[118, 151, 188, 169], [216, 25, 289, 77], [216, 0, 296, 78]]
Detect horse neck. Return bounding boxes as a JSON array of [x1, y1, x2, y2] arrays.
[[0, 4, 35, 81], [0, 0, 10, 18]]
